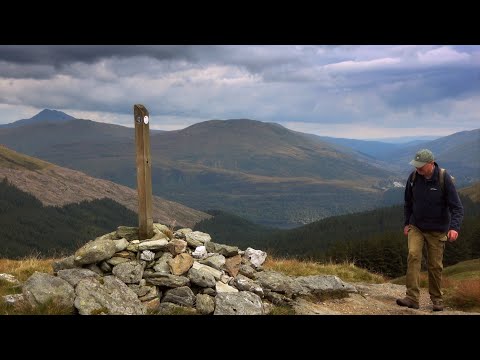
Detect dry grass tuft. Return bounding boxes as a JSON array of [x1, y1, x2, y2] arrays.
[[263, 256, 386, 283], [0, 255, 55, 282], [268, 305, 296, 315], [444, 278, 480, 311], [0, 295, 76, 315], [0, 255, 67, 315]]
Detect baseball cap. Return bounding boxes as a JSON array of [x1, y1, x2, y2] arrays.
[[409, 149, 434, 168]]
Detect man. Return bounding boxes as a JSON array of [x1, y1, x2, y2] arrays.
[[397, 149, 464, 311]]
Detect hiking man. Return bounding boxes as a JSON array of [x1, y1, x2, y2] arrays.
[[397, 149, 464, 311]]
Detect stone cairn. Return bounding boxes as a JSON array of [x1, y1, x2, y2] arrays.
[[5, 224, 357, 315]]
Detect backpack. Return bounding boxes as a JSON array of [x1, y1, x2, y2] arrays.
[[410, 167, 454, 193]]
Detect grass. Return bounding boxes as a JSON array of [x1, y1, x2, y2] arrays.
[[268, 305, 296, 315], [445, 279, 480, 312], [0, 298, 76, 315], [0, 256, 62, 315], [442, 259, 480, 280], [263, 256, 386, 283], [0, 256, 55, 284], [443, 278, 480, 311]]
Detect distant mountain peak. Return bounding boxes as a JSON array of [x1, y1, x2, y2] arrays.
[[0, 109, 77, 128], [30, 109, 76, 121]]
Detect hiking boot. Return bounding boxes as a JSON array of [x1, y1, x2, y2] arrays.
[[396, 297, 420, 309], [432, 301, 444, 312]]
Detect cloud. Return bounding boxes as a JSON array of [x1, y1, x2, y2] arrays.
[[323, 57, 401, 72], [417, 46, 470, 65], [0, 45, 479, 139]]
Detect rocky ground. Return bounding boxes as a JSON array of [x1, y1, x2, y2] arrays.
[[292, 282, 480, 315]]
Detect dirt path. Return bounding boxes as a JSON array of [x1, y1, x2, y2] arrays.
[[292, 282, 480, 315]]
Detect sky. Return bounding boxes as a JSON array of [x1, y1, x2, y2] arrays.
[[0, 45, 479, 140]]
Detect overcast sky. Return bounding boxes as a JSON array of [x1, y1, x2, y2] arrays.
[[0, 45, 479, 139]]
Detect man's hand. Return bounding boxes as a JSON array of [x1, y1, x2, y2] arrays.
[[448, 230, 459, 242], [403, 225, 410, 236]]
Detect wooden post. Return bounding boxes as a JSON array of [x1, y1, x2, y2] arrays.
[[134, 104, 153, 239]]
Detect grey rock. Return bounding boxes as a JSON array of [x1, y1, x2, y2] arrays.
[[57, 268, 99, 287], [52, 255, 78, 273], [22, 272, 75, 311], [112, 261, 144, 284], [162, 286, 196, 308], [74, 276, 146, 315], [214, 291, 264, 315], [74, 239, 117, 265], [196, 294, 215, 315]]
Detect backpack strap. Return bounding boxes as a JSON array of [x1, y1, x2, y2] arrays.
[[439, 168, 445, 193], [409, 170, 416, 201]]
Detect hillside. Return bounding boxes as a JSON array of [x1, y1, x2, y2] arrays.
[[460, 182, 480, 202], [0, 178, 138, 258], [153, 119, 393, 180], [0, 113, 402, 227], [0, 145, 210, 228]]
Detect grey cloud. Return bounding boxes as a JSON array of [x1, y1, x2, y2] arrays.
[[0, 45, 332, 80], [0, 62, 56, 79], [377, 68, 480, 110], [0, 45, 204, 66]]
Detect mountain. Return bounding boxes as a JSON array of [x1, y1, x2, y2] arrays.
[[368, 136, 439, 144], [0, 145, 210, 228], [388, 129, 480, 185], [315, 129, 480, 187], [459, 181, 480, 203], [0, 116, 403, 227], [312, 135, 403, 159], [1, 110, 477, 226], [151, 119, 394, 179], [0, 109, 76, 128]]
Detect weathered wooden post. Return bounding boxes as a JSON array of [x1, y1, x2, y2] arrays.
[[134, 104, 154, 239]]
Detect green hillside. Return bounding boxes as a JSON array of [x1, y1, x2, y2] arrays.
[[0, 178, 137, 258], [194, 210, 274, 246], [460, 182, 480, 203], [442, 258, 480, 280]]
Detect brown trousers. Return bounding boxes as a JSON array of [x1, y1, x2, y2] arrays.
[[405, 225, 447, 304]]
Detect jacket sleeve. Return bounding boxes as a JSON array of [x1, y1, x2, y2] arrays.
[[403, 173, 413, 227], [444, 171, 464, 232]]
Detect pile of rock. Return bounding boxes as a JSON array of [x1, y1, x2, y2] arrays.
[[6, 224, 357, 315]]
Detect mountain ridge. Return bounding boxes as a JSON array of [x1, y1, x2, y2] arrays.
[[1, 109, 477, 227]]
